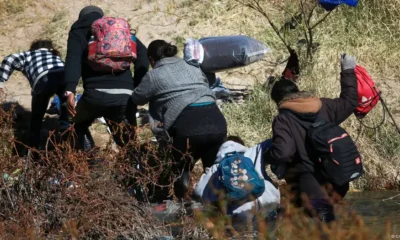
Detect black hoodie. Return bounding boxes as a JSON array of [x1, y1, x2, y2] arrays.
[[264, 69, 358, 175], [64, 12, 149, 105]]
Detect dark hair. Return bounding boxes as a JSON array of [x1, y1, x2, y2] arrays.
[[270, 79, 299, 104], [147, 40, 178, 62], [30, 40, 61, 57], [224, 136, 245, 146]]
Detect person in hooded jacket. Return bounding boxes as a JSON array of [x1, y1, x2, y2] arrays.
[[64, 6, 149, 150], [263, 54, 358, 222]]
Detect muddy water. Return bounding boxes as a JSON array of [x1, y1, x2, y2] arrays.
[[340, 191, 400, 234]]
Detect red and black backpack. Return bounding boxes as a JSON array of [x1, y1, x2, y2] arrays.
[[283, 111, 364, 186]]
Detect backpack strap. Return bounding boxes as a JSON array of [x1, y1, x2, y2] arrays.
[[254, 145, 260, 167]]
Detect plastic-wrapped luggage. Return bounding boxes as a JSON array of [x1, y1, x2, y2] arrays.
[[187, 35, 271, 73], [319, 0, 358, 11], [184, 38, 204, 66]]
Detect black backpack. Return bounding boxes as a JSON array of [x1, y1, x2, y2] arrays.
[[284, 110, 364, 186]]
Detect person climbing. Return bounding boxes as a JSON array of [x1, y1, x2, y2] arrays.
[[0, 39, 69, 157], [131, 40, 227, 199], [263, 54, 359, 222], [193, 136, 281, 232], [64, 6, 149, 150]]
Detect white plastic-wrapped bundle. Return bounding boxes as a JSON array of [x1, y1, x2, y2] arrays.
[[183, 38, 204, 65], [198, 35, 271, 73]]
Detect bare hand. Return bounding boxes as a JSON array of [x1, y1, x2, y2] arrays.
[[67, 93, 76, 117]]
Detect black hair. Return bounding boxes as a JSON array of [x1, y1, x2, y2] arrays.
[[270, 79, 299, 104], [224, 136, 245, 146], [30, 40, 61, 57], [147, 40, 178, 62]]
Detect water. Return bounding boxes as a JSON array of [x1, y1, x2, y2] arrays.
[[339, 191, 400, 234], [150, 191, 400, 238]]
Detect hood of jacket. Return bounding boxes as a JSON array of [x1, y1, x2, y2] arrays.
[[71, 12, 103, 31], [215, 141, 249, 164], [278, 91, 322, 122]]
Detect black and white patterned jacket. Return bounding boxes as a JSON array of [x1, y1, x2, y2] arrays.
[[0, 48, 64, 89]]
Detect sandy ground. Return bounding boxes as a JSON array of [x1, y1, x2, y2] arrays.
[[0, 0, 259, 147]]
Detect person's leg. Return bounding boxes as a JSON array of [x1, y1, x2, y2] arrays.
[[102, 96, 138, 148], [103, 106, 130, 148], [40, 68, 70, 134], [286, 171, 335, 223], [167, 135, 204, 199], [73, 96, 98, 151], [198, 133, 227, 169], [29, 93, 52, 150]]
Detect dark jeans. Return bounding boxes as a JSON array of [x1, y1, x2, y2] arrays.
[[72, 94, 137, 150], [285, 169, 349, 222], [29, 69, 68, 150], [168, 103, 227, 198]]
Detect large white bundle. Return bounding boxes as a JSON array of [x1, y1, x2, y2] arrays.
[[198, 35, 271, 73]]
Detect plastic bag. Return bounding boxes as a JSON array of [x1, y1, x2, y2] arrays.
[[184, 38, 204, 66], [198, 35, 271, 73], [319, 0, 358, 11]]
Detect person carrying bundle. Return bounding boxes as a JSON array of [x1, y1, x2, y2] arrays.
[[63, 6, 149, 150], [131, 40, 227, 199], [0, 39, 69, 158], [264, 54, 363, 222]]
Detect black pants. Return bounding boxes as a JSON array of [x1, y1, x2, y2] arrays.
[[168, 103, 227, 198], [285, 169, 349, 222], [72, 94, 137, 150], [169, 103, 227, 169], [29, 69, 68, 150]]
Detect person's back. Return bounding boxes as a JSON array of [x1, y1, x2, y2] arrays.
[[131, 40, 227, 199], [64, 6, 149, 151], [263, 54, 358, 222], [64, 8, 148, 106], [194, 137, 280, 224], [141, 56, 214, 130]]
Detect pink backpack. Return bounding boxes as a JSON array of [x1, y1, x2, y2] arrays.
[[88, 17, 137, 72]]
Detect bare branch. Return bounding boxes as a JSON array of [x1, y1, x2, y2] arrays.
[[311, 10, 333, 29], [235, 0, 291, 52]]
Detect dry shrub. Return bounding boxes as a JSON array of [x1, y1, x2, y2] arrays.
[[167, 0, 400, 190], [0, 108, 175, 239]]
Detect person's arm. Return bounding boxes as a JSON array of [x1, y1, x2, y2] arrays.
[[321, 55, 358, 124], [133, 38, 149, 88], [0, 52, 26, 89], [131, 73, 156, 106], [263, 115, 296, 165], [64, 32, 84, 93]]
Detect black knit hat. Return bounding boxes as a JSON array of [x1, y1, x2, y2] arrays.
[[78, 6, 104, 19]]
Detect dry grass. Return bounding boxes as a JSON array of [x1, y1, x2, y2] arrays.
[[0, 0, 399, 238], [165, 0, 400, 191]]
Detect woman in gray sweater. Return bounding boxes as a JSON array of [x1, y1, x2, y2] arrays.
[[131, 40, 227, 198]]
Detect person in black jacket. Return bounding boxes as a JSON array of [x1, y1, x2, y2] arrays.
[[64, 6, 149, 150], [263, 54, 358, 222]]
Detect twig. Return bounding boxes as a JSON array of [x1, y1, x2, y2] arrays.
[[2, 179, 15, 210], [311, 10, 333, 29], [382, 193, 400, 202], [235, 0, 291, 53], [0, 213, 19, 223]]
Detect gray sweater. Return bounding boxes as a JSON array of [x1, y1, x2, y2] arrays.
[[131, 57, 215, 130]]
